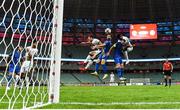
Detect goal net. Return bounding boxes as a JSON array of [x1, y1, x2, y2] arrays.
[[0, 0, 63, 109]]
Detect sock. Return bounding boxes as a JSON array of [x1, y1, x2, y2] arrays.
[[164, 78, 167, 86], [102, 64, 107, 74], [25, 77, 29, 87], [84, 55, 91, 63], [85, 60, 93, 69], [7, 74, 12, 87], [169, 79, 171, 86], [95, 63, 100, 72], [124, 51, 129, 61], [15, 75, 20, 87]]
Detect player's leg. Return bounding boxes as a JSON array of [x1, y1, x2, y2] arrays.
[[101, 55, 108, 80], [164, 72, 168, 86], [84, 50, 100, 70], [91, 54, 102, 76], [14, 65, 21, 88], [114, 57, 125, 80], [123, 51, 129, 65], [6, 64, 15, 90], [124, 46, 133, 65], [80, 51, 94, 71], [24, 61, 32, 88], [84, 54, 92, 64], [19, 61, 29, 89], [168, 72, 172, 87]]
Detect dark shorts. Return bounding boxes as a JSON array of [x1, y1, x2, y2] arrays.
[[114, 56, 123, 64], [8, 64, 21, 74], [164, 70, 172, 76]]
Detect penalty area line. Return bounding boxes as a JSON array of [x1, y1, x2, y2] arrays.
[[1, 101, 180, 106]]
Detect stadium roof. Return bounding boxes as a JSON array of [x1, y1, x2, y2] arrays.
[[64, 0, 180, 21]]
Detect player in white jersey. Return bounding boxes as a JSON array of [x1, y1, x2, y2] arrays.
[[20, 41, 38, 88], [110, 72, 115, 83], [80, 35, 102, 71], [109, 72, 117, 86], [118, 34, 133, 65]]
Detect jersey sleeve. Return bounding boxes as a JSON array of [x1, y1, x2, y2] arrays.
[[92, 39, 100, 45], [113, 43, 116, 47], [26, 46, 31, 52]]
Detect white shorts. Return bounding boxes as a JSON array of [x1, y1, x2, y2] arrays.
[[127, 46, 133, 52], [110, 79, 115, 82], [20, 61, 32, 73], [89, 49, 101, 56], [93, 49, 101, 56]]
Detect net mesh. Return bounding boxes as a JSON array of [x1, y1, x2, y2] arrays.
[[0, 0, 55, 108]]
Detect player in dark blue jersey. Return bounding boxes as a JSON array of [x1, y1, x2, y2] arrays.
[[91, 35, 112, 79], [108, 36, 126, 80], [6, 46, 23, 90]]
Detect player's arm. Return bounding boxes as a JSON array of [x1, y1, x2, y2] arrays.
[[80, 41, 91, 45], [92, 41, 105, 49], [162, 63, 165, 74], [107, 43, 116, 56], [95, 44, 105, 49], [170, 63, 173, 72], [108, 44, 116, 56]]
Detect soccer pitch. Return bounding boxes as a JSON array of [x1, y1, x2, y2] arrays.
[[1, 85, 180, 109]]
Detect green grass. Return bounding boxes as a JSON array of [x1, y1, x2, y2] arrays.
[[0, 86, 48, 109], [41, 85, 180, 109], [1, 85, 180, 109]]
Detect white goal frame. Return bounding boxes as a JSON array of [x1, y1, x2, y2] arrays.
[[49, 0, 64, 104]]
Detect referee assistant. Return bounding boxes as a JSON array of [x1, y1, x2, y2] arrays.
[[163, 59, 173, 87]]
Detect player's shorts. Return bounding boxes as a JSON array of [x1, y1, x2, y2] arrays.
[[90, 49, 101, 56], [8, 64, 21, 74], [114, 56, 123, 64], [98, 53, 108, 64], [164, 70, 172, 76], [127, 46, 133, 52], [123, 46, 133, 52], [20, 61, 33, 73]]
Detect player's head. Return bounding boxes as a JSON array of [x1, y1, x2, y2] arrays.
[[165, 59, 169, 62], [106, 35, 111, 40], [32, 40, 37, 48], [105, 28, 111, 34], [87, 35, 93, 42], [17, 46, 23, 52], [117, 33, 123, 40]]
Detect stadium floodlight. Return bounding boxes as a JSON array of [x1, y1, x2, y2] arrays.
[[0, 0, 64, 109]]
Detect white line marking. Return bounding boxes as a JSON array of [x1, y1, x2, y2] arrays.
[[2, 102, 180, 105], [58, 102, 180, 105]]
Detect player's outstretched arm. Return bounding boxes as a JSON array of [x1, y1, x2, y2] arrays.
[[171, 63, 173, 72], [92, 44, 105, 50], [107, 44, 116, 56], [80, 41, 91, 45]]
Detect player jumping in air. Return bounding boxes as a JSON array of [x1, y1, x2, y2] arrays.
[[163, 59, 173, 87], [80, 35, 102, 71], [19, 41, 38, 88], [118, 34, 133, 65], [6, 46, 23, 90], [91, 28, 112, 79], [108, 35, 126, 80]]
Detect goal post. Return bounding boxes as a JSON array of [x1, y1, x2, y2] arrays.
[[49, 0, 64, 103], [0, 0, 64, 109]]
